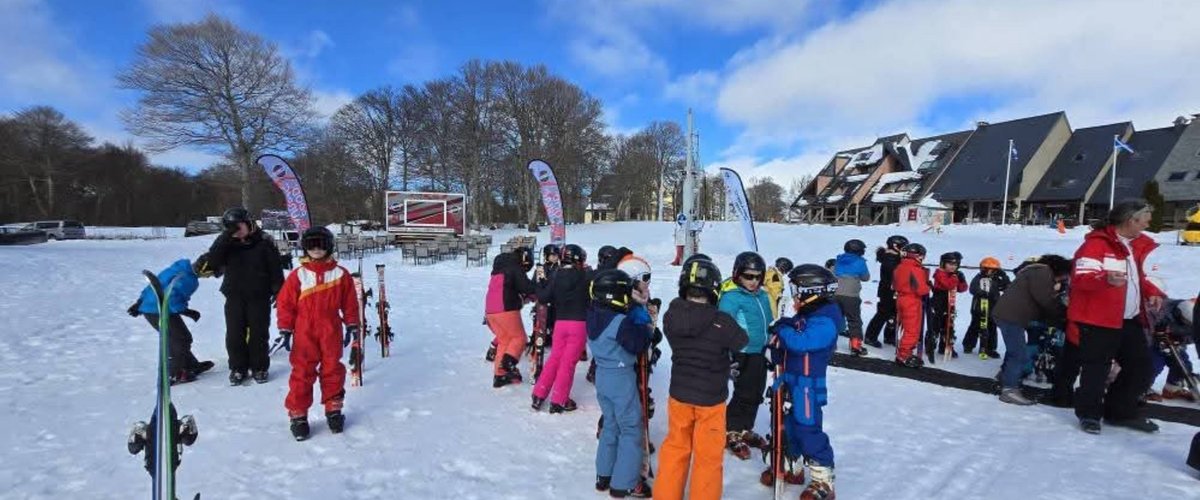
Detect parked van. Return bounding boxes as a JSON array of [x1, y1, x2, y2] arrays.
[[23, 220, 86, 240]]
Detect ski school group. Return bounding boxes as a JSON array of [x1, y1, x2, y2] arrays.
[[478, 199, 1200, 500]]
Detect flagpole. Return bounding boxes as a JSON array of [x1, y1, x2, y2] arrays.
[[1001, 138, 1012, 225], [1109, 134, 1117, 210]]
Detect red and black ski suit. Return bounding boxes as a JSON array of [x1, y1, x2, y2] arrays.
[[276, 258, 361, 418], [893, 256, 931, 362]]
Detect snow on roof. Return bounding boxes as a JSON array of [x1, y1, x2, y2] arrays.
[[586, 202, 612, 210], [914, 195, 948, 209], [843, 144, 883, 170], [908, 139, 943, 169], [824, 194, 844, 203], [868, 171, 925, 204], [875, 171, 923, 185], [843, 174, 869, 183]]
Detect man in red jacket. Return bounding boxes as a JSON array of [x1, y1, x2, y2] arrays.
[[1068, 200, 1165, 434], [893, 243, 931, 368]]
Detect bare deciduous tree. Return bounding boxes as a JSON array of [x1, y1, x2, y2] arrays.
[[747, 176, 786, 222], [3, 106, 92, 217], [330, 86, 407, 213], [119, 14, 314, 210]]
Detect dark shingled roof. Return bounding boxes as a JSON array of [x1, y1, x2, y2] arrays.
[[1087, 126, 1184, 205], [1028, 122, 1132, 202], [931, 112, 1065, 202]]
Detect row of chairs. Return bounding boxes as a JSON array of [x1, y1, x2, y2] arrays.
[[336, 234, 392, 259], [403, 234, 495, 266]]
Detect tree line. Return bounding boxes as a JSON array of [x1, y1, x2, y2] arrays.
[[1, 14, 790, 228]]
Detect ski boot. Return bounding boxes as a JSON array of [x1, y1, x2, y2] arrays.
[[170, 370, 197, 386], [726, 431, 752, 460], [193, 360, 215, 374], [326, 411, 345, 434], [549, 399, 578, 414], [586, 360, 597, 384], [127, 421, 148, 455], [252, 370, 269, 384], [740, 430, 769, 450], [493, 355, 522, 388], [849, 338, 868, 357], [800, 460, 835, 500], [759, 465, 805, 487], [229, 370, 248, 386], [895, 355, 923, 369], [999, 388, 1036, 406], [178, 414, 198, 446], [595, 475, 611, 492], [608, 476, 651, 498], [485, 340, 497, 363], [531, 395, 546, 411], [1162, 384, 1197, 402], [290, 416, 310, 441]]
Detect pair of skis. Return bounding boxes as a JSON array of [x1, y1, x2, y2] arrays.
[[131, 270, 200, 500], [942, 292, 957, 363], [637, 350, 655, 481], [763, 335, 790, 499], [350, 262, 393, 386], [528, 303, 549, 383]]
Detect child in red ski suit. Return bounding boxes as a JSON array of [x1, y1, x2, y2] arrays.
[[276, 227, 360, 440], [893, 244, 930, 367], [927, 252, 967, 363]]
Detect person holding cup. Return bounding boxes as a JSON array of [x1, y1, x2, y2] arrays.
[[1067, 200, 1165, 434]]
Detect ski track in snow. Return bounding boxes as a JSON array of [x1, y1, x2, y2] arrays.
[[0, 222, 1198, 499]]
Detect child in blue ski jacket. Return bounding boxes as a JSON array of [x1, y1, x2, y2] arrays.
[[127, 254, 216, 384], [587, 269, 653, 498], [767, 263, 842, 499]]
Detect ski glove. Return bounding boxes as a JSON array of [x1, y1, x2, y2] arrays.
[[345, 325, 360, 346], [126, 300, 142, 317], [729, 356, 742, 380], [278, 330, 293, 351], [182, 309, 201, 322]]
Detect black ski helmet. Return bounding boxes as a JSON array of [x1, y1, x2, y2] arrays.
[[886, 235, 909, 250], [513, 246, 534, 272], [301, 226, 335, 254], [679, 258, 723, 304], [732, 251, 766, 277], [939, 251, 962, 266], [222, 207, 251, 231], [590, 269, 633, 312], [844, 239, 867, 256], [787, 264, 838, 313], [681, 253, 712, 269], [597, 245, 618, 268], [542, 244, 560, 262], [774, 257, 794, 274], [902, 242, 926, 259], [562, 244, 587, 265]]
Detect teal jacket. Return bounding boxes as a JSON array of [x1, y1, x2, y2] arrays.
[[718, 285, 773, 354]]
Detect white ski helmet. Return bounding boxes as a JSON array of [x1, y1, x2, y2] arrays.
[[617, 255, 652, 284]]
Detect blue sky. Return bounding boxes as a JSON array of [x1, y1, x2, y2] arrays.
[[3, 0, 1199, 188]]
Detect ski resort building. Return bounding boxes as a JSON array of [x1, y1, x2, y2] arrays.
[[1150, 115, 1200, 226], [1024, 122, 1134, 226]]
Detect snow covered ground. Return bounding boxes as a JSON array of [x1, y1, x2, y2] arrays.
[[1, 221, 1198, 499]]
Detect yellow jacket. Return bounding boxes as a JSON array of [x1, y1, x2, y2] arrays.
[[763, 267, 785, 320]]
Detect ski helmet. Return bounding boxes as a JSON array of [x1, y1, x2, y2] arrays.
[[590, 269, 633, 312], [787, 264, 838, 312], [222, 207, 251, 231], [562, 244, 586, 265], [886, 235, 909, 250], [1175, 299, 1195, 327], [192, 252, 215, 278], [542, 244, 561, 262], [617, 255, 652, 283], [681, 253, 712, 268], [597, 245, 619, 269], [939, 251, 962, 266], [732, 251, 766, 277], [824, 258, 836, 270], [774, 257, 794, 274], [844, 239, 867, 256], [515, 246, 535, 272], [301, 226, 336, 254], [679, 258, 722, 304], [979, 256, 1001, 270], [902, 243, 926, 259]]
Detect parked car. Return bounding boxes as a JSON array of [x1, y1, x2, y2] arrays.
[[184, 220, 223, 237], [21, 220, 85, 240], [0, 226, 48, 245]]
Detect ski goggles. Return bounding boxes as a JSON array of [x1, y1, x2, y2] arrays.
[[739, 272, 763, 282], [631, 272, 651, 283]]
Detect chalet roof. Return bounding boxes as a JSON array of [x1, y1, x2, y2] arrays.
[[1027, 122, 1132, 202], [1087, 126, 1184, 204], [931, 112, 1066, 202]]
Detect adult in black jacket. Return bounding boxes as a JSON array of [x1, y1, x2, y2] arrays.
[[208, 207, 284, 385], [864, 236, 906, 347]]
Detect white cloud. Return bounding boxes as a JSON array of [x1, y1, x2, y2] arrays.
[[312, 89, 354, 121], [706, 150, 836, 193], [713, 0, 1200, 153], [302, 30, 334, 59], [663, 71, 720, 108]]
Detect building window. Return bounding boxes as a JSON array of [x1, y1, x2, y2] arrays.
[[1167, 171, 1188, 182], [1073, 153, 1086, 162], [855, 151, 872, 161]]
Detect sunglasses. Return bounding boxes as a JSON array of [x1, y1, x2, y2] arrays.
[[739, 272, 763, 282]]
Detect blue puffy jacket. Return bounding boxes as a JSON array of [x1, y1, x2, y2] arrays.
[[772, 301, 842, 426], [833, 252, 870, 297], [138, 259, 199, 315], [587, 304, 652, 369], [719, 285, 773, 354]]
